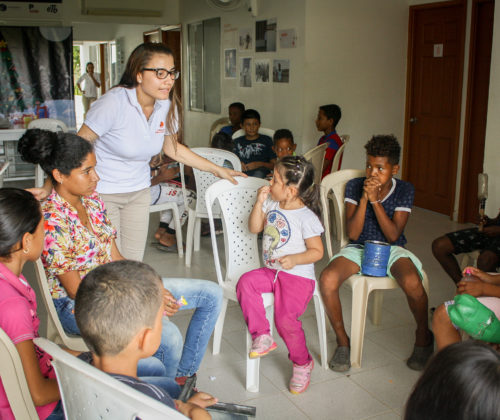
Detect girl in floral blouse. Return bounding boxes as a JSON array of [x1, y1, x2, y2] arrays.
[[19, 129, 223, 397]]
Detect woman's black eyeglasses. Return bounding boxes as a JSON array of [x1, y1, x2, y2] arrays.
[[142, 68, 180, 80]]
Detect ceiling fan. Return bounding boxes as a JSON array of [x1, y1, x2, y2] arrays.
[[205, 0, 258, 15]]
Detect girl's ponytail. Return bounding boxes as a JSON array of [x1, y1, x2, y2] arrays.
[[276, 156, 322, 220]]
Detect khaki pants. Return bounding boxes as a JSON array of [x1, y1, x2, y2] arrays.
[[82, 96, 97, 118], [100, 188, 151, 261]]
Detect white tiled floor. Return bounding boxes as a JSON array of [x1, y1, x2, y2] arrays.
[[143, 207, 470, 420]]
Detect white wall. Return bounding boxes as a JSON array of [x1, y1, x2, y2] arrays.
[[483, 2, 500, 215], [303, 0, 409, 171], [180, 0, 306, 148]]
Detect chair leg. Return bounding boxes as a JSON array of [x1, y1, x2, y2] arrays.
[[245, 300, 274, 392], [212, 298, 228, 355], [371, 290, 384, 326], [313, 293, 329, 369], [194, 218, 201, 252], [350, 277, 369, 368], [185, 214, 195, 267], [170, 206, 184, 258], [246, 331, 260, 392]]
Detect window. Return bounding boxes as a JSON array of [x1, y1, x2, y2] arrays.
[[188, 17, 221, 113]]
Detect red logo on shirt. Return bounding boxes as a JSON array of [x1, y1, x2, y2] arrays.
[[156, 121, 166, 134]]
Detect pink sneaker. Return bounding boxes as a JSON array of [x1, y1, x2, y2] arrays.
[[289, 359, 314, 394], [249, 334, 277, 359]]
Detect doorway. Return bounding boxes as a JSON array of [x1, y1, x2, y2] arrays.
[[403, 1, 467, 216], [458, 0, 494, 223], [73, 41, 112, 129]]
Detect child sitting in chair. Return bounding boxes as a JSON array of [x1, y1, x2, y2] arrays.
[[272, 129, 297, 160], [150, 156, 196, 252], [315, 104, 343, 179], [75, 260, 218, 420], [320, 135, 433, 372], [233, 109, 276, 179]]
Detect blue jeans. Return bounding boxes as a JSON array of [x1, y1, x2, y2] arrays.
[[54, 278, 222, 378], [161, 278, 223, 377]]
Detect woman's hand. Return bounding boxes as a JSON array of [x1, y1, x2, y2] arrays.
[[163, 288, 179, 316], [213, 165, 246, 184]]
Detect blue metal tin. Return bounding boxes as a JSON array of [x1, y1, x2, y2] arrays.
[[361, 240, 391, 277]]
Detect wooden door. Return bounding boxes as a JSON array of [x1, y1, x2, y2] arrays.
[[458, 0, 494, 223], [162, 30, 182, 100], [403, 2, 466, 216]]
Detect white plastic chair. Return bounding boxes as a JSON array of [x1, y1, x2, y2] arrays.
[[0, 327, 38, 420], [209, 117, 230, 144], [329, 134, 350, 174], [205, 177, 328, 393], [180, 147, 241, 267], [320, 169, 429, 368], [303, 142, 328, 185], [0, 160, 10, 188], [34, 338, 187, 419], [28, 118, 69, 188], [149, 203, 183, 257], [32, 259, 88, 352], [232, 127, 275, 139]]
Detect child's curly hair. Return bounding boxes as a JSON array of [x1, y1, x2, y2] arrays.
[[364, 134, 401, 165]]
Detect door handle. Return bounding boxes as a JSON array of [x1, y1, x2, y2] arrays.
[[409, 117, 418, 123]]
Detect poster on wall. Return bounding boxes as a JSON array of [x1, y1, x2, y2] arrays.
[[238, 28, 253, 51], [273, 59, 290, 83], [256, 18, 277, 52], [279, 29, 297, 48], [0, 26, 75, 128], [255, 59, 270, 83], [224, 49, 236, 79], [240, 57, 252, 88]]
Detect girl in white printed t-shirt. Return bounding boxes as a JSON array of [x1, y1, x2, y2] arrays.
[[236, 156, 324, 395]]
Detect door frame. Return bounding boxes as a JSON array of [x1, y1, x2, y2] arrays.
[[457, 0, 494, 222], [402, 0, 467, 218]]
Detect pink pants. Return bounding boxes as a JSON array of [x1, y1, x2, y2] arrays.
[[236, 267, 316, 366]]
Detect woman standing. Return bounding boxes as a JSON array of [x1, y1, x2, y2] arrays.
[[34, 43, 242, 260], [78, 42, 242, 260]]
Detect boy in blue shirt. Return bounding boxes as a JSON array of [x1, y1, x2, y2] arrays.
[[320, 135, 433, 372], [233, 109, 276, 178]]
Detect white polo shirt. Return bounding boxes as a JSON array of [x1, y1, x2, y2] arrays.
[[85, 87, 175, 194]]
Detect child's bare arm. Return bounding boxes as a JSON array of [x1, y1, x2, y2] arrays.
[[248, 186, 269, 233], [371, 205, 409, 243], [278, 235, 323, 270], [150, 165, 180, 186], [16, 340, 60, 406], [245, 161, 274, 171]]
